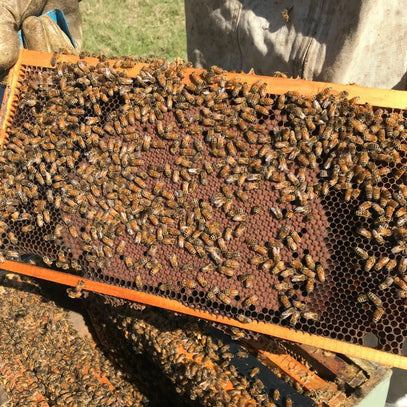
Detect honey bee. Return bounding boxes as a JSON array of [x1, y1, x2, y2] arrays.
[[237, 314, 252, 324], [358, 227, 372, 239], [394, 276, 407, 290], [21, 224, 34, 233], [9, 210, 19, 223], [223, 226, 233, 242], [67, 280, 85, 299], [281, 306, 296, 320], [367, 291, 382, 307], [194, 244, 205, 259], [235, 190, 249, 204], [237, 273, 254, 289], [279, 192, 295, 203], [286, 236, 297, 251], [271, 259, 290, 278], [372, 202, 384, 216], [124, 256, 134, 269], [270, 206, 283, 220], [36, 213, 44, 227], [224, 289, 239, 299], [275, 281, 291, 291], [372, 185, 381, 201], [279, 294, 291, 309], [56, 250, 66, 263], [54, 194, 61, 209], [272, 389, 280, 401], [358, 201, 372, 212], [354, 247, 369, 260], [249, 254, 264, 266], [196, 275, 207, 288], [101, 235, 114, 248], [385, 204, 396, 219], [301, 266, 315, 279], [364, 256, 376, 272], [101, 245, 112, 258], [316, 264, 325, 282], [218, 291, 231, 305], [68, 225, 78, 238], [305, 277, 315, 294], [248, 205, 262, 215], [397, 216, 407, 227], [71, 260, 82, 271], [302, 311, 319, 321], [219, 265, 234, 277], [251, 244, 267, 256], [249, 367, 260, 378], [254, 104, 269, 116], [207, 246, 223, 265], [243, 295, 258, 308], [278, 225, 291, 240], [374, 256, 390, 271], [357, 200, 373, 218], [392, 244, 406, 255], [190, 71, 204, 87], [181, 279, 197, 289], [357, 293, 368, 303], [132, 274, 143, 290], [42, 256, 53, 266], [379, 276, 394, 290], [291, 274, 307, 282], [184, 241, 197, 255], [397, 290, 407, 299], [372, 307, 384, 323], [234, 223, 246, 238], [168, 253, 179, 268], [199, 263, 214, 274], [145, 243, 158, 257], [396, 207, 407, 218], [150, 262, 162, 276], [398, 257, 407, 274]]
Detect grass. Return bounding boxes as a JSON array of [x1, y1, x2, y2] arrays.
[[80, 0, 187, 60]]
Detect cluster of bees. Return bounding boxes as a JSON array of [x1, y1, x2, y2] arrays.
[[1, 52, 407, 354], [87, 294, 302, 407], [1, 273, 284, 406], [0, 273, 148, 406]]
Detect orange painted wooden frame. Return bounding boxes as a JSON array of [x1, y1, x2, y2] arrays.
[[1, 49, 407, 371]]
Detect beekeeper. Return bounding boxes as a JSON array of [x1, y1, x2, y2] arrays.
[[184, 0, 407, 89]]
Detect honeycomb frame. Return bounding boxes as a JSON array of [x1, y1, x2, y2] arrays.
[[1, 49, 407, 369]]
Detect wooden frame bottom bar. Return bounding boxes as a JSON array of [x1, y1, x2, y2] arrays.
[[2, 259, 407, 370]]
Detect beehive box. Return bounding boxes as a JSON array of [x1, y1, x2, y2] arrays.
[[1, 49, 407, 369]]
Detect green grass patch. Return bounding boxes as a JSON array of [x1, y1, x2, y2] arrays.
[[80, 0, 187, 60]]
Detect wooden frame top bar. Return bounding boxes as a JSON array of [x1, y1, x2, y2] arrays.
[[14, 49, 407, 109]]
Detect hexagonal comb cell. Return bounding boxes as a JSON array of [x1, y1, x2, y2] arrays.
[[1, 55, 407, 357]]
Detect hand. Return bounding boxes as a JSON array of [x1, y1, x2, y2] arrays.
[[0, 0, 82, 77]]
